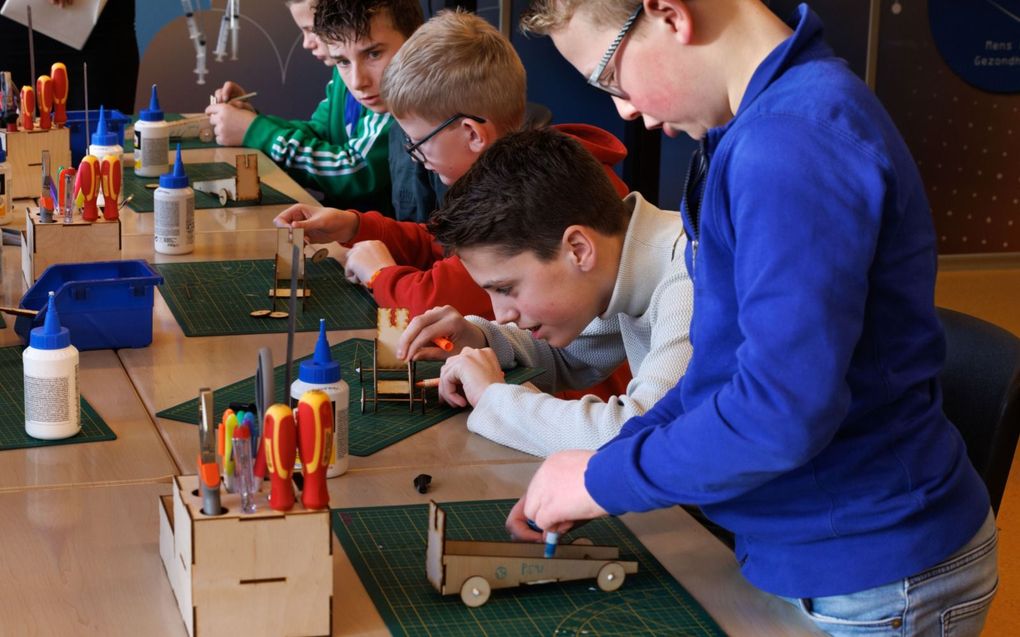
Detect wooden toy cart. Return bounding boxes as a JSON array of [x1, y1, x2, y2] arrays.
[[426, 500, 638, 607]]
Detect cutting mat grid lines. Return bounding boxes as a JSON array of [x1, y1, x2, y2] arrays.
[[123, 162, 296, 213], [154, 259, 378, 337], [155, 339, 543, 456], [0, 346, 116, 451], [332, 500, 726, 637]]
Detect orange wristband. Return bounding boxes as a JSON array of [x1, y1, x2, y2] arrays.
[[365, 268, 383, 290]]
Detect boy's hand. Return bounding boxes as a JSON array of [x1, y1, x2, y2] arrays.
[[273, 205, 359, 244], [344, 241, 396, 286], [512, 450, 607, 535], [435, 347, 504, 408], [205, 103, 256, 146], [397, 306, 487, 362], [212, 81, 255, 111]]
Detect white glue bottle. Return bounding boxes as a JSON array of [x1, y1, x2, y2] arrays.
[[0, 142, 11, 225], [291, 319, 349, 477], [154, 145, 195, 255], [88, 105, 123, 187], [133, 84, 169, 177], [24, 291, 80, 440]]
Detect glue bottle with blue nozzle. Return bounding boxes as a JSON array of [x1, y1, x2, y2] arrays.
[[154, 145, 195, 255], [290, 318, 349, 477], [24, 291, 80, 440], [89, 105, 123, 185], [134, 84, 169, 177]]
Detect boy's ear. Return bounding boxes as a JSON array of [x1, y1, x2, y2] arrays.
[[562, 225, 598, 273], [645, 0, 694, 44], [463, 117, 492, 154]]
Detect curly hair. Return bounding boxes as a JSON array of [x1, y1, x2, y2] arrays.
[[313, 0, 424, 44], [520, 0, 641, 36]]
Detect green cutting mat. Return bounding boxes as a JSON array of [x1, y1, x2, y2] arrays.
[[0, 346, 116, 451], [154, 259, 378, 336], [155, 339, 544, 456], [125, 113, 220, 151], [123, 162, 296, 212], [332, 499, 726, 637]]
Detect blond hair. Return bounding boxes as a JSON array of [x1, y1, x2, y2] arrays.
[[381, 10, 526, 134], [520, 0, 642, 36]]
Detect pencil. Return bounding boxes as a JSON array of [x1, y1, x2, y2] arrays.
[[415, 378, 441, 388]]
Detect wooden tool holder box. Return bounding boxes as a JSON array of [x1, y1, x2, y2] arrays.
[[21, 207, 121, 285], [158, 475, 333, 637], [1, 128, 71, 199]]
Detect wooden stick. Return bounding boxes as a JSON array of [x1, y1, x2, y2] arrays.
[[0, 306, 38, 318]]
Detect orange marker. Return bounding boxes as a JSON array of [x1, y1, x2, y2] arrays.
[[74, 155, 100, 221], [263, 403, 296, 512], [432, 336, 454, 352], [297, 390, 333, 510], [35, 75, 53, 130], [50, 63, 68, 127], [100, 154, 121, 220], [20, 85, 34, 131]]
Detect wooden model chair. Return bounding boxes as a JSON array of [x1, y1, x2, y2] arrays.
[[358, 308, 425, 413]]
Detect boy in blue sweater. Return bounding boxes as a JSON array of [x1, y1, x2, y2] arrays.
[[511, 1, 998, 635]]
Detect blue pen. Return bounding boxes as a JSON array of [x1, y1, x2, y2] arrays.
[[526, 519, 559, 558]]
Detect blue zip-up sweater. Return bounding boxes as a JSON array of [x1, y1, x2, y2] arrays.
[[585, 5, 989, 598]]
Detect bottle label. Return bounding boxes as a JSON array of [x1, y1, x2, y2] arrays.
[[24, 375, 73, 422], [154, 196, 195, 250], [140, 133, 168, 170]]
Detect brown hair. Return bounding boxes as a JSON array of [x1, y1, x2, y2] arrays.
[[429, 128, 629, 261], [313, 0, 424, 44], [381, 10, 526, 135]]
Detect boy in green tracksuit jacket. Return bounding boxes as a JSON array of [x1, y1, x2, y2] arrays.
[[206, 0, 424, 212]]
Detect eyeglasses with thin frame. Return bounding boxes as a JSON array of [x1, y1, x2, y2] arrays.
[[403, 113, 487, 163], [587, 3, 644, 99]]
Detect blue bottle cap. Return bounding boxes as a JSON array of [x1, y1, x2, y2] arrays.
[[92, 105, 118, 146], [138, 84, 164, 122], [159, 145, 189, 189], [30, 291, 71, 350], [299, 319, 341, 384]]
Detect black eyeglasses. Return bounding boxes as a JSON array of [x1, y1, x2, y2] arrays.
[[587, 3, 644, 98], [403, 113, 487, 163]]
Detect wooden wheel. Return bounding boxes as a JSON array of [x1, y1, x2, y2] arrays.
[[360, 386, 366, 415], [460, 576, 491, 607], [596, 562, 626, 592], [570, 537, 594, 546]]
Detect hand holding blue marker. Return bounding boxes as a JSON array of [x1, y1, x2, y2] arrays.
[[526, 519, 560, 558]]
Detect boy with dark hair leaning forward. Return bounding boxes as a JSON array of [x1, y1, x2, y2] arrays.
[[397, 127, 693, 459], [503, 1, 998, 635]]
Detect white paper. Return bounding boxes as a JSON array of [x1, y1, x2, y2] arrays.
[[1, 0, 107, 51]]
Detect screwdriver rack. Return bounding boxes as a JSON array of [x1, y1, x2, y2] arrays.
[[21, 205, 121, 284], [158, 474, 333, 637], [1, 127, 71, 199]]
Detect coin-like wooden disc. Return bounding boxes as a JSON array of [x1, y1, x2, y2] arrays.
[[249, 309, 272, 318], [310, 248, 328, 263], [268, 311, 289, 319]]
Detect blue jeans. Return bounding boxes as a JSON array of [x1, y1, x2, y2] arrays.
[[780, 509, 998, 636]]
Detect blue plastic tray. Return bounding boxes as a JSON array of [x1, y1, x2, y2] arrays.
[[16, 260, 163, 351]]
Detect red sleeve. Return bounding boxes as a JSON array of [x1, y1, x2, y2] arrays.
[[347, 211, 444, 269], [370, 255, 495, 320]]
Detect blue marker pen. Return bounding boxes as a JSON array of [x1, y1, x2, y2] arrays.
[[526, 519, 559, 558]]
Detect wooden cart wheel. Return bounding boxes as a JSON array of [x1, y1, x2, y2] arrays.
[[570, 537, 594, 546], [596, 562, 626, 592], [460, 576, 491, 607], [360, 386, 366, 415]]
